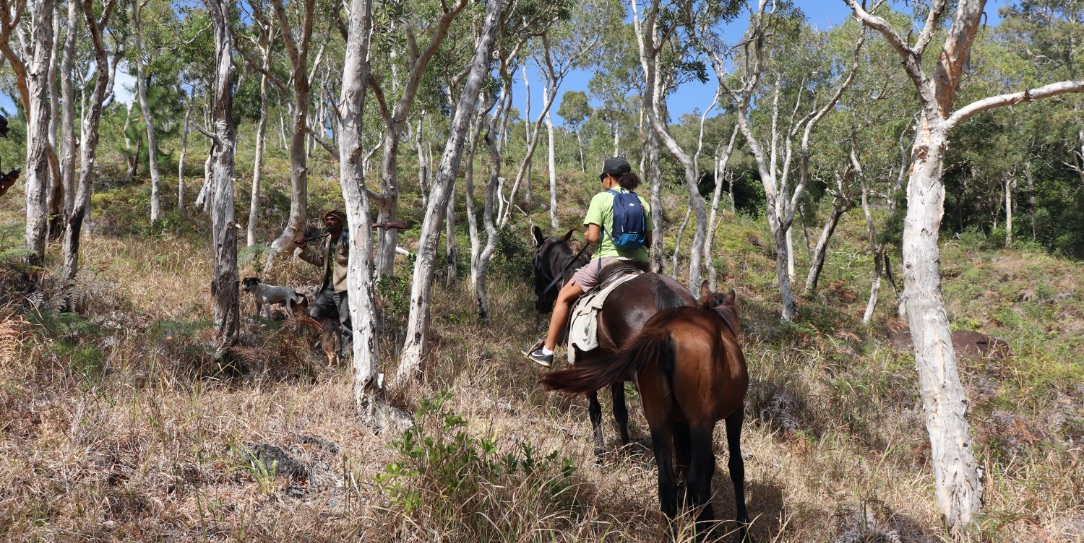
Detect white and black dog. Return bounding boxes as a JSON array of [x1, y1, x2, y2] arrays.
[[241, 277, 307, 319]]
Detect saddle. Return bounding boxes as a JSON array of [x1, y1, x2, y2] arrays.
[[565, 258, 648, 364]]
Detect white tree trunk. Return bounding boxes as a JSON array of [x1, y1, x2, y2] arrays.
[[205, 0, 239, 341], [704, 126, 739, 290], [396, 0, 499, 384], [468, 85, 504, 321], [545, 86, 558, 229], [46, 10, 62, 237], [902, 128, 983, 527], [178, 89, 193, 210], [860, 174, 881, 325], [804, 202, 847, 293], [13, 0, 55, 266], [59, 0, 78, 219], [373, 0, 469, 279], [1004, 175, 1013, 247], [248, 32, 272, 247], [646, 124, 664, 273], [1024, 164, 1035, 240], [631, 0, 704, 288], [266, 0, 315, 262], [337, 0, 382, 410], [62, 0, 116, 305], [133, 0, 162, 223], [499, 66, 562, 228], [197, 149, 213, 211], [522, 64, 532, 202]]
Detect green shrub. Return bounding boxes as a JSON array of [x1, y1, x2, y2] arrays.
[[375, 392, 584, 539]]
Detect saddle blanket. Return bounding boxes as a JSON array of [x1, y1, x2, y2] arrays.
[[567, 272, 640, 365]]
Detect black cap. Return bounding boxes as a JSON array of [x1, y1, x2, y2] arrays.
[[599, 157, 631, 180]]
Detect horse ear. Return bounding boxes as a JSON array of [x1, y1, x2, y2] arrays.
[[725, 289, 736, 305], [561, 228, 576, 242], [532, 226, 544, 245], [699, 280, 711, 301]]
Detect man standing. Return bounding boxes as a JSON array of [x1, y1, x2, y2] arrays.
[[295, 209, 352, 354]]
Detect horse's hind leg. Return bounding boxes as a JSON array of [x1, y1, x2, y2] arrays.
[[687, 424, 717, 539], [610, 381, 631, 447], [648, 426, 679, 522], [724, 407, 752, 541], [673, 420, 691, 482], [587, 391, 605, 457]]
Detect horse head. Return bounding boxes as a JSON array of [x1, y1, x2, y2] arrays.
[[532, 226, 579, 313], [700, 281, 739, 333]]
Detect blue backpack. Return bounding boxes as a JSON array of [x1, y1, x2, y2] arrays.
[[605, 190, 647, 250]]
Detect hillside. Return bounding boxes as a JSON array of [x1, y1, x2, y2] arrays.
[[1, 160, 1082, 542]]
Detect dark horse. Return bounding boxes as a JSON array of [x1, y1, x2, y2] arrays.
[[531, 226, 696, 456], [542, 284, 751, 542]]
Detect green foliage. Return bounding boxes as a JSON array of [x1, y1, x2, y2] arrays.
[[376, 274, 410, 324], [233, 444, 282, 495], [28, 309, 106, 377], [493, 225, 534, 281], [238, 244, 274, 275], [377, 392, 580, 528]]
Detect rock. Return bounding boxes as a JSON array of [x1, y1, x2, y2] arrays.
[[829, 500, 933, 543], [244, 444, 311, 481], [886, 330, 1012, 359], [746, 380, 802, 433]]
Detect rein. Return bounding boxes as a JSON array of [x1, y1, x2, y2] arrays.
[[537, 241, 591, 298]]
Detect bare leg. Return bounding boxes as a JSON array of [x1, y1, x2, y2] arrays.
[[544, 279, 583, 350]]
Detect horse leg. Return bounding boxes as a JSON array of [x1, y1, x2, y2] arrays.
[[673, 420, 692, 483], [687, 424, 717, 540], [649, 426, 679, 523], [610, 381, 631, 447], [724, 408, 752, 541], [587, 391, 605, 457]]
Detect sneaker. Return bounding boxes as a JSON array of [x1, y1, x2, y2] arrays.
[[525, 347, 553, 367]]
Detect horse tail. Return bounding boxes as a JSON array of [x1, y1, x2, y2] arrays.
[[540, 327, 674, 395]]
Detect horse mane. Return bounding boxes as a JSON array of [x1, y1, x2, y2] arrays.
[[548, 239, 589, 284]]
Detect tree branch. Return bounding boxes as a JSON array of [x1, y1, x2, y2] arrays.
[[306, 124, 339, 159], [190, 119, 225, 147], [913, 0, 946, 57], [946, 80, 1084, 130], [842, 0, 933, 108]]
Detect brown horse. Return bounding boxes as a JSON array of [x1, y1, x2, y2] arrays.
[[541, 284, 751, 541], [532, 227, 697, 456]]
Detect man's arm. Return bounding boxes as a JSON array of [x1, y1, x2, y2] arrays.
[[294, 238, 325, 268]]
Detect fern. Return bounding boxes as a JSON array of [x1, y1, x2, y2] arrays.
[[0, 312, 28, 365]]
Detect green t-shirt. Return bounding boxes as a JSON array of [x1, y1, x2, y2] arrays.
[[583, 187, 653, 261]]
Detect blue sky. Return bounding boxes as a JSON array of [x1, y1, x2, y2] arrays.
[[1, 1, 1010, 127], [530, 0, 1010, 126]]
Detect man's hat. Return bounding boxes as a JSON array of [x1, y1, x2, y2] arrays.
[[599, 156, 631, 180], [323, 209, 346, 222]]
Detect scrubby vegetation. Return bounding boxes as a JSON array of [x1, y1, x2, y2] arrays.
[[1, 124, 1082, 542]]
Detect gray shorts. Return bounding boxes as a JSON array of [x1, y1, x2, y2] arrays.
[[571, 257, 625, 291]]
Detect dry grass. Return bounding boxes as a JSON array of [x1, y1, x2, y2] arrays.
[[0, 175, 1082, 543]]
